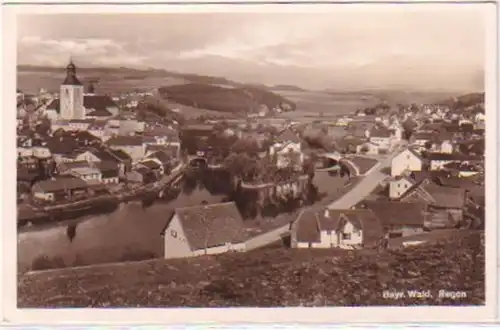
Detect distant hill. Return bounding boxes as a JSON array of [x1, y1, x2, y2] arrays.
[[16, 65, 243, 94], [158, 83, 296, 114], [272, 84, 307, 92], [437, 92, 485, 109]]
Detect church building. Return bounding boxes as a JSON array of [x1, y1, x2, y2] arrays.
[[45, 60, 119, 121], [59, 60, 85, 120]]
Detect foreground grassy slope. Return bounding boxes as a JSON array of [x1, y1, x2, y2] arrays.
[[18, 231, 483, 307]]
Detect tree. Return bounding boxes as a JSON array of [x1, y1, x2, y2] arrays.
[[230, 138, 260, 155]]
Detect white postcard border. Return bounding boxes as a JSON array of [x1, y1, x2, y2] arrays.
[[1, 1, 498, 325]]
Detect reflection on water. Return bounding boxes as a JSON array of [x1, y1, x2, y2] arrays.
[[18, 185, 226, 273], [18, 169, 349, 272]]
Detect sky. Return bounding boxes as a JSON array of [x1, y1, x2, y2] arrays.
[[17, 8, 487, 91]]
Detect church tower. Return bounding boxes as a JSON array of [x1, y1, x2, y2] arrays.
[[59, 59, 84, 120]]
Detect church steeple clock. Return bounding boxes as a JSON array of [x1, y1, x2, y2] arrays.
[[59, 58, 85, 120]]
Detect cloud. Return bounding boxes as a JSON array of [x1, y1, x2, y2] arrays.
[[18, 36, 148, 67], [16, 10, 486, 90]]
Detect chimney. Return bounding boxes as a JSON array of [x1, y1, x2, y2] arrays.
[[324, 209, 330, 218]]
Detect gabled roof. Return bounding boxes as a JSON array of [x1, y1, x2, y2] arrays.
[[370, 126, 392, 138], [106, 136, 144, 147], [362, 201, 427, 227], [46, 136, 79, 156], [84, 95, 117, 110], [294, 208, 384, 246], [108, 149, 132, 161], [57, 160, 91, 172], [412, 131, 437, 141], [419, 181, 466, 209], [276, 128, 301, 144], [33, 176, 88, 193], [162, 202, 250, 251], [426, 152, 482, 161], [145, 145, 179, 158], [396, 147, 424, 162]]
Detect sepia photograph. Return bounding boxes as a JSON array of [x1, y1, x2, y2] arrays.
[[3, 1, 498, 324]]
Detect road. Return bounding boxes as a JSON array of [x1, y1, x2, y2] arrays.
[[328, 150, 395, 209], [245, 145, 404, 251]]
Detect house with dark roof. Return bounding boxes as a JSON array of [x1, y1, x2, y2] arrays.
[[105, 136, 145, 161], [46, 136, 81, 163], [56, 160, 91, 175], [426, 152, 483, 171], [360, 201, 428, 238], [160, 202, 251, 259], [31, 176, 89, 202], [291, 208, 384, 249], [96, 161, 120, 184], [75, 147, 132, 176], [397, 179, 467, 228], [137, 159, 164, 177]]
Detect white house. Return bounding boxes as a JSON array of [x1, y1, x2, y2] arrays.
[[161, 202, 251, 259], [391, 148, 425, 177], [369, 126, 394, 151], [389, 175, 415, 199], [69, 167, 102, 183], [292, 208, 384, 249], [269, 128, 304, 169], [270, 142, 304, 169]]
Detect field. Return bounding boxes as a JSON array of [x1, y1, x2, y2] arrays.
[[18, 230, 484, 307], [274, 90, 381, 117]]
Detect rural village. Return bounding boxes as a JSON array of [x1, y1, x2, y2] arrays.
[[17, 60, 486, 307]]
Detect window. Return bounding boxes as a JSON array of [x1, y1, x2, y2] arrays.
[[171, 230, 177, 238], [342, 233, 351, 240]]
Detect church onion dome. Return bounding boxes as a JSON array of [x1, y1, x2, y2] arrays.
[[62, 60, 83, 86]]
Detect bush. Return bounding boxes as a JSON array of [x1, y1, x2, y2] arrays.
[[31, 255, 66, 271]]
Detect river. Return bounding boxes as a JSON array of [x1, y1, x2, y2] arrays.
[[18, 185, 226, 273], [18, 169, 349, 273]]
